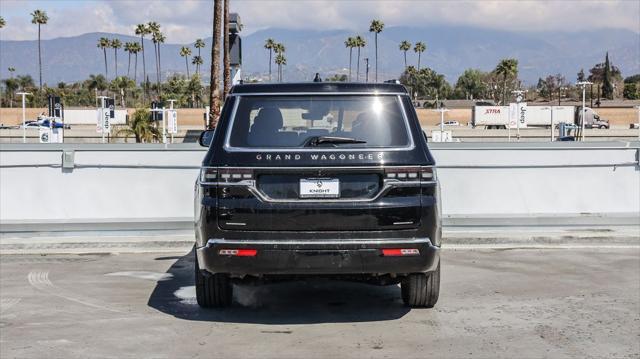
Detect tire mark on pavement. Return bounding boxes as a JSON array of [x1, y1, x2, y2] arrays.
[[27, 270, 123, 313]]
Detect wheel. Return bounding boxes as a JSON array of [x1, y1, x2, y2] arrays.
[[599, 125, 607, 129], [195, 256, 232, 308], [401, 264, 440, 308]]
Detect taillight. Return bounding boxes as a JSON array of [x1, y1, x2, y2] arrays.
[[385, 167, 420, 181], [218, 249, 258, 257], [199, 167, 217, 184], [381, 248, 420, 256], [218, 168, 253, 182], [420, 166, 436, 182]]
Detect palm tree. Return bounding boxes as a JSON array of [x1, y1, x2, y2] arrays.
[[180, 46, 192, 77], [154, 32, 165, 90], [131, 42, 141, 83], [85, 74, 108, 94], [369, 19, 384, 82], [414, 42, 426, 70], [8, 67, 15, 78], [354, 35, 366, 81], [124, 42, 133, 78], [275, 54, 287, 82], [0, 16, 6, 28], [115, 108, 160, 143], [399, 40, 411, 70], [97, 37, 110, 79], [30, 9, 48, 90], [194, 38, 205, 75], [110, 38, 122, 78], [209, 0, 223, 128], [345, 37, 355, 82], [264, 38, 276, 82], [135, 23, 150, 98], [494, 58, 519, 105], [192, 56, 204, 76], [223, 0, 231, 98], [148, 22, 161, 91]]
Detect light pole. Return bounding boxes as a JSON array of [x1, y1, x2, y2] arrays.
[[636, 105, 640, 141], [558, 87, 566, 106], [576, 81, 592, 141], [167, 99, 176, 144], [432, 108, 450, 142], [512, 90, 526, 141], [364, 58, 369, 83], [16, 92, 32, 143], [97, 95, 109, 144]]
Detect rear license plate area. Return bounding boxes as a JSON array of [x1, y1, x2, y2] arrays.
[[299, 178, 340, 199]]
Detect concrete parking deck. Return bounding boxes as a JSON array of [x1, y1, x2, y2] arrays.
[[1, 247, 638, 358]]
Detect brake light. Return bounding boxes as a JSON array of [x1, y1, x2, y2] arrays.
[[218, 168, 253, 182], [199, 167, 217, 184], [218, 249, 258, 257], [420, 166, 436, 182], [385, 167, 420, 181], [381, 248, 420, 256]]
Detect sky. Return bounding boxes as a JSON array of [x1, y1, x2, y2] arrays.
[[1, 0, 639, 43]]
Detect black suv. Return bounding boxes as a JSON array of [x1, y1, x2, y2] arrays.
[[195, 82, 441, 308]]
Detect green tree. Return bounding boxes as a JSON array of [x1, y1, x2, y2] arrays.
[[194, 38, 206, 75], [0, 16, 6, 28], [414, 42, 426, 70], [30, 9, 48, 89], [577, 68, 585, 82], [8, 67, 15, 78], [85, 74, 108, 94], [275, 53, 287, 82], [494, 58, 519, 105], [115, 108, 160, 143], [602, 52, 614, 99], [326, 74, 348, 82], [130, 42, 141, 83], [345, 37, 355, 81], [399, 40, 411, 70], [134, 23, 150, 94], [97, 37, 110, 79], [354, 35, 366, 81], [111, 76, 135, 107], [2, 78, 19, 107], [264, 38, 276, 82], [192, 56, 204, 76], [110, 38, 122, 78], [180, 46, 192, 77], [124, 42, 134, 78], [455, 69, 487, 100], [369, 19, 384, 82]]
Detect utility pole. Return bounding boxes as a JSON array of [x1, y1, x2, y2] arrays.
[[16, 92, 32, 143], [576, 81, 592, 141], [364, 58, 369, 83]]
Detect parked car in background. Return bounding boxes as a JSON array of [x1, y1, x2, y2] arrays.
[[21, 119, 70, 129], [443, 120, 460, 126]]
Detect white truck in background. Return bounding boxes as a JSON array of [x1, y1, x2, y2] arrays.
[[472, 105, 608, 129]]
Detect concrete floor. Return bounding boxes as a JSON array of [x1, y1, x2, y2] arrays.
[[1, 248, 639, 358]]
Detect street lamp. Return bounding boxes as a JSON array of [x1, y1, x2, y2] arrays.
[[16, 92, 32, 143], [558, 87, 566, 106], [432, 108, 450, 142], [511, 90, 526, 141], [576, 81, 592, 141]]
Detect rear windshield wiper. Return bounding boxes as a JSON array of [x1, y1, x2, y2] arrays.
[[304, 136, 367, 147]]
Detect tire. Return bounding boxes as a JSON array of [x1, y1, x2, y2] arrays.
[[195, 256, 232, 308], [401, 264, 440, 308], [599, 125, 607, 129]]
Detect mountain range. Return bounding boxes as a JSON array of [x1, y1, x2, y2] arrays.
[[1, 25, 638, 85]]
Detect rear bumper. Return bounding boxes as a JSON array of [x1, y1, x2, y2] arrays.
[[196, 237, 439, 275]]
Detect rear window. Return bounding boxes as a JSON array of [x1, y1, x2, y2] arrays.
[[226, 95, 410, 148]]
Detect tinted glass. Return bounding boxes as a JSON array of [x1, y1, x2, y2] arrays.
[[227, 95, 410, 148]]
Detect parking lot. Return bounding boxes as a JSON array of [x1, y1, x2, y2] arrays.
[[1, 247, 638, 358]]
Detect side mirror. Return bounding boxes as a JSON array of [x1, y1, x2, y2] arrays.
[[198, 129, 215, 147]]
